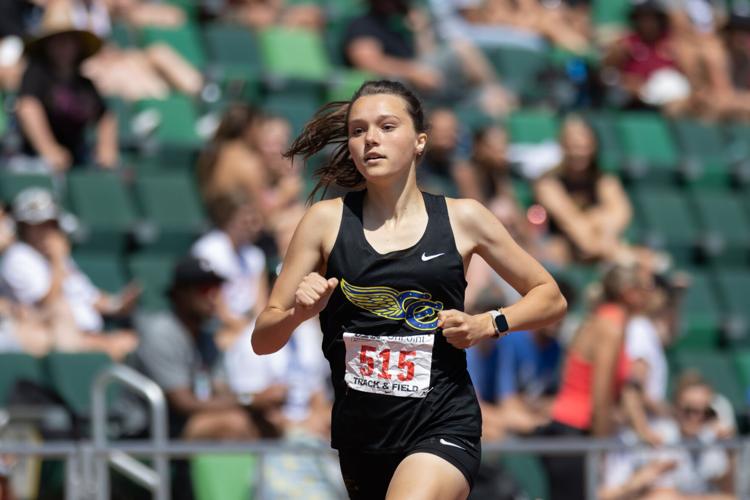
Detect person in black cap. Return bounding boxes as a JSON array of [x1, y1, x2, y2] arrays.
[[130, 255, 286, 440]]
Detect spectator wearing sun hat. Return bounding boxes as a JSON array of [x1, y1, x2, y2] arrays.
[[12, 0, 118, 172], [0, 187, 139, 360]]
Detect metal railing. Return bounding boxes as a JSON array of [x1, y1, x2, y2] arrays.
[[1, 364, 749, 499]]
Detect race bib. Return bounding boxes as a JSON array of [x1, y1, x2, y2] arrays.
[[343, 332, 434, 398]]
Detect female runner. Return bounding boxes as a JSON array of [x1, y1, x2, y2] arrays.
[[252, 80, 567, 500]]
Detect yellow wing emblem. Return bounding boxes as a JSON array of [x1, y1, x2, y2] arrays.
[[340, 279, 404, 321]]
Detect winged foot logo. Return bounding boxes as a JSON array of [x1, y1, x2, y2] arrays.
[[340, 279, 444, 331]]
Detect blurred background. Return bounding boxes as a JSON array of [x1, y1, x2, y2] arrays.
[[1, 0, 750, 498]]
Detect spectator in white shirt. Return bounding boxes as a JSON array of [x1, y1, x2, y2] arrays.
[[0, 188, 138, 360], [191, 189, 267, 349]]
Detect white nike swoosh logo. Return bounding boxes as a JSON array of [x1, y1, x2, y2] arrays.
[[421, 252, 445, 262], [439, 438, 466, 451]]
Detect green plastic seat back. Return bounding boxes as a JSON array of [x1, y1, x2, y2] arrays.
[[44, 352, 114, 417], [127, 254, 176, 311], [191, 454, 258, 500], [259, 27, 331, 82], [0, 353, 44, 406]]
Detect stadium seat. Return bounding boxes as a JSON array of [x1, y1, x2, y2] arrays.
[[592, 0, 632, 28], [0, 171, 55, 204], [584, 111, 623, 174], [263, 86, 323, 137], [0, 353, 44, 407], [671, 119, 730, 187], [127, 253, 176, 311], [690, 188, 750, 266], [140, 22, 206, 70], [132, 171, 206, 254], [673, 269, 722, 349], [203, 23, 262, 100], [735, 351, 750, 409], [670, 349, 746, 417], [722, 123, 750, 186], [714, 268, 750, 347], [631, 186, 699, 266], [66, 171, 138, 253], [327, 69, 373, 102], [191, 454, 258, 500], [507, 110, 559, 144], [499, 453, 549, 500], [259, 27, 331, 83], [73, 252, 128, 294], [134, 94, 203, 151], [110, 21, 134, 49], [484, 46, 548, 102], [43, 352, 114, 417], [616, 112, 679, 182]]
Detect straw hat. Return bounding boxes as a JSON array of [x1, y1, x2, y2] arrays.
[[24, 0, 103, 60]]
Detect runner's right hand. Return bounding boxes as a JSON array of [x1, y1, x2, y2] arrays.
[[295, 273, 338, 318]]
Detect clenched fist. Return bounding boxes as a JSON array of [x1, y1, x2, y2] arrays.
[[295, 272, 339, 319], [437, 309, 495, 349]]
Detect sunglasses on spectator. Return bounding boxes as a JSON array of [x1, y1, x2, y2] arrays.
[[679, 405, 714, 420]]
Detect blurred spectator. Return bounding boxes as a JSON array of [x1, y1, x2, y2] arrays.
[[713, 13, 750, 120], [0, 188, 139, 360], [342, 0, 515, 116], [79, 0, 205, 100], [13, 0, 118, 172], [130, 256, 280, 440], [221, 0, 324, 31], [197, 105, 303, 219], [533, 116, 636, 265], [540, 264, 658, 500], [225, 204, 331, 439], [191, 190, 267, 348], [602, 0, 694, 114], [417, 108, 470, 197], [601, 372, 736, 499], [430, 0, 591, 54]]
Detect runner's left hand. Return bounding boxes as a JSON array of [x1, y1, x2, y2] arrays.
[[437, 309, 494, 349]]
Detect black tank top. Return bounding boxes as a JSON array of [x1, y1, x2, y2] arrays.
[[320, 189, 482, 452]]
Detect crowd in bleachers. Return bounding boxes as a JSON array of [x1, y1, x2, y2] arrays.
[[1, 0, 750, 498]]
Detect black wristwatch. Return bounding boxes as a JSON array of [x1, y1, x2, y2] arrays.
[[488, 309, 509, 338]]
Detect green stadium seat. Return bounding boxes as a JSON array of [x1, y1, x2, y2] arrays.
[[66, 171, 138, 253], [110, 21, 134, 49], [690, 189, 750, 266], [203, 23, 262, 100], [632, 186, 699, 265], [327, 69, 373, 102], [484, 47, 548, 102], [191, 454, 258, 500], [259, 27, 331, 82], [43, 352, 114, 417], [73, 252, 128, 294], [133, 171, 206, 254], [0, 353, 44, 406], [499, 453, 549, 500], [263, 86, 323, 137], [134, 94, 202, 150], [507, 110, 559, 144], [672, 269, 722, 349], [552, 264, 600, 314], [671, 119, 730, 187], [592, 0, 632, 28], [735, 351, 750, 413], [325, 0, 366, 20], [140, 22, 206, 70], [617, 112, 678, 181], [0, 172, 55, 204], [671, 349, 746, 416], [127, 254, 176, 311], [722, 123, 750, 186], [584, 111, 623, 174], [715, 268, 750, 347]]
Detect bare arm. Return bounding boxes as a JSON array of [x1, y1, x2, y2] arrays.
[[439, 199, 566, 348], [346, 38, 441, 91], [16, 96, 71, 171], [591, 318, 621, 437], [534, 176, 601, 256], [166, 387, 240, 415], [251, 199, 341, 354], [94, 112, 119, 169], [593, 175, 633, 235]]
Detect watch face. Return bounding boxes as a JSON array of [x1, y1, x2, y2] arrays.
[[494, 313, 509, 333]]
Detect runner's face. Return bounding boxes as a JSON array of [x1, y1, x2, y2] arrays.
[[347, 94, 426, 183]]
